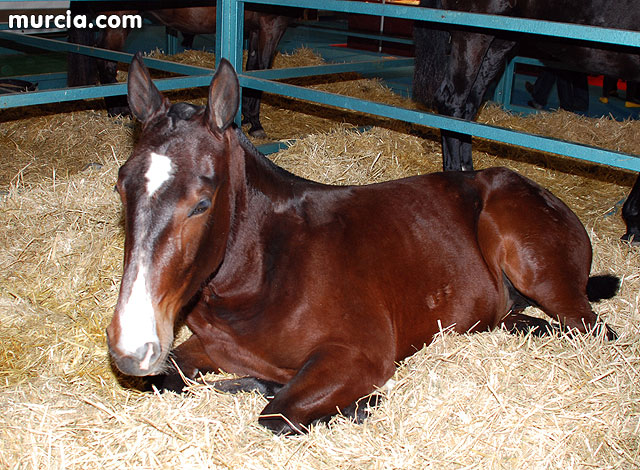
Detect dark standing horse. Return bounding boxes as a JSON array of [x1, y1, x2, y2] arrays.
[[107, 53, 618, 435], [413, 0, 640, 245], [67, 2, 296, 137]]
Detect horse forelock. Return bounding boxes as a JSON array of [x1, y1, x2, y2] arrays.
[[167, 101, 202, 121]]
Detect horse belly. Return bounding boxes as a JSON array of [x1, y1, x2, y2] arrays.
[[388, 243, 502, 360], [151, 8, 217, 34], [334, 178, 504, 360], [530, 41, 640, 81]]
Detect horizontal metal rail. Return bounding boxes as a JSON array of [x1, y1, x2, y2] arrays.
[[0, 73, 213, 108], [0, 30, 213, 76], [244, 57, 413, 80], [248, 0, 640, 48], [238, 74, 640, 172]]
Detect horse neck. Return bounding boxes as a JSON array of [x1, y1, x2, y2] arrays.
[[208, 127, 312, 302]]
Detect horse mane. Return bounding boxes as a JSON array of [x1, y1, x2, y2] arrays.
[[233, 126, 315, 188], [168, 102, 201, 121]]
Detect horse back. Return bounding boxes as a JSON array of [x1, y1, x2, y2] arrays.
[[282, 167, 589, 359]]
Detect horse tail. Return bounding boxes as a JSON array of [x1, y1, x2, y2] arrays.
[[67, 2, 97, 87], [412, 0, 450, 109], [586, 274, 620, 302]]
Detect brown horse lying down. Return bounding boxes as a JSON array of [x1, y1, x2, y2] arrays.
[[106, 53, 618, 435]]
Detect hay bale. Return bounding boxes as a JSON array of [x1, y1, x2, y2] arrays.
[[0, 48, 639, 469]]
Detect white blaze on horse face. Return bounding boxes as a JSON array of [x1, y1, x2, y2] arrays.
[[117, 265, 159, 367], [145, 152, 174, 197], [114, 152, 173, 368]]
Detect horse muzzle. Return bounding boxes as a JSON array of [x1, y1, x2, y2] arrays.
[[106, 331, 164, 377]]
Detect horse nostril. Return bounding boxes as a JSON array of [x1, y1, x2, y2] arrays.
[[136, 342, 161, 372]]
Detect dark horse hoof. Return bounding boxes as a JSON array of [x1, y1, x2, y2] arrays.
[[248, 127, 267, 139], [143, 373, 189, 394], [621, 231, 640, 247], [107, 106, 132, 118], [105, 95, 131, 118], [242, 118, 267, 139]]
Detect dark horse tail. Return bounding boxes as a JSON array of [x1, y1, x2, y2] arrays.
[[587, 275, 620, 302], [67, 2, 98, 87], [412, 0, 450, 110]]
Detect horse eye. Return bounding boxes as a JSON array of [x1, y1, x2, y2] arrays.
[[189, 198, 211, 217]]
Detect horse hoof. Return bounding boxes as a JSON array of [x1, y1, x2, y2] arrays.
[[258, 415, 303, 435], [621, 232, 640, 247], [249, 128, 267, 139], [107, 106, 132, 118], [143, 374, 188, 394]]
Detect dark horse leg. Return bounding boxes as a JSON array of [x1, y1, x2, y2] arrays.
[[67, 6, 132, 116], [622, 174, 640, 246], [242, 12, 291, 138], [96, 20, 132, 116], [67, 2, 97, 88], [436, 32, 516, 171]]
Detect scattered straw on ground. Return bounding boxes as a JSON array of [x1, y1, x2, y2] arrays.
[[0, 48, 639, 469]]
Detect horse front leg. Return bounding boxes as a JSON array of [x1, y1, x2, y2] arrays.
[[242, 14, 291, 138], [451, 37, 516, 172], [257, 345, 392, 435], [622, 174, 640, 246], [437, 33, 515, 172], [441, 131, 473, 171]]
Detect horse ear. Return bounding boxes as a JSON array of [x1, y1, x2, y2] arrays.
[[205, 58, 240, 134], [127, 52, 168, 124]]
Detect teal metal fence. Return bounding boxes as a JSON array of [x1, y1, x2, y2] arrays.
[[1, 0, 639, 170]]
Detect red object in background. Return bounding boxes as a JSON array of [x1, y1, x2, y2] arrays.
[[589, 75, 627, 91]]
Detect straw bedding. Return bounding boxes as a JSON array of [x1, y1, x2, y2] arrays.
[[0, 49, 639, 469]]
